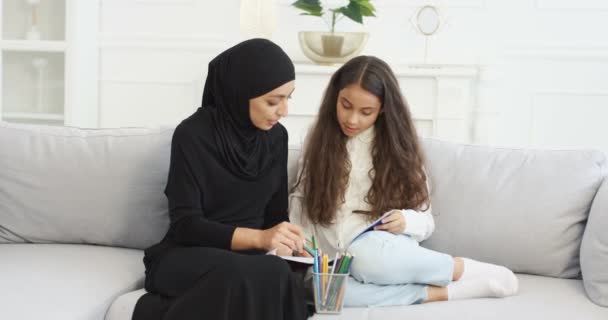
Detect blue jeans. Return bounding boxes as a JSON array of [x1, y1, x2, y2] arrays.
[[343, 231, 454, 307]]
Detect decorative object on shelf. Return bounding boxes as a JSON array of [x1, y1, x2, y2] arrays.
[[292, 0, 376, 64], [239, 0, 278, 39], [410, 3, 446, 64], [31, 57, 48, 113], [25, 0, 42, 40], [1, 0, 98, 127]]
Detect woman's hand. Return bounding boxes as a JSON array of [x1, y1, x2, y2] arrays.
[[374, 210, 407, 234], [291, 246, 313, 258], [259, 222, 305, 254]]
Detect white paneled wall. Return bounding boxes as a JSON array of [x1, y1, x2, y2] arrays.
[[98, 0, 239, 127], [96, 0, 608, 153]]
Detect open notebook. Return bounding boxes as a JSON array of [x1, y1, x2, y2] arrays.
[[267, 210, 395, 264], [348, 210, 394, 245], [267, 249, 318, 264]]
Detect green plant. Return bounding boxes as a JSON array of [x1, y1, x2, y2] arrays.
[[292, 0, 376, 33]]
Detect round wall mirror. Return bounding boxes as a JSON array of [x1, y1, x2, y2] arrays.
[[415, 5, 441, 36]]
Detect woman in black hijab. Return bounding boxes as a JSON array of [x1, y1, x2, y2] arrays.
[[132, 39, 309, 320]]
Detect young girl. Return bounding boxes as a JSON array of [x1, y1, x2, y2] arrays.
[[289, 56, 518, 307]]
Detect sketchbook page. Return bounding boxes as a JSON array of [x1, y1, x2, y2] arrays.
[[349, 210, 396, 245], [267, 249, 336, 265], [267, 248, 315, 264], [278, 255, 337, 265], [279, 256, 316, 264]]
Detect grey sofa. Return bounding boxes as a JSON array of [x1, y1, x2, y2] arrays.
[[1, 121, 607, 320]]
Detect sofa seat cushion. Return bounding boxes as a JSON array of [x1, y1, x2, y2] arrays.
[[106, 288, 147, 320], [107, 274, 608, 320], [0, 244, 144, 320], [356, 274, 608, 320]]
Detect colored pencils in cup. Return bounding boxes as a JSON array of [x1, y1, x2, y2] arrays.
[[313, 249, 321, 307], [322, 252, 340, 306], [334, 254, 354, 311], [312, 251, 354, 313], [321, 254, 328, 306]]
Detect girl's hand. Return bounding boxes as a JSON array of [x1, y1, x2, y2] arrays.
[[259, 221, 305, 253], [374, 210, 406, 234]]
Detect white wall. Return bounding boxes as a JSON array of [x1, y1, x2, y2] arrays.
[[98, 0, 608, 153]]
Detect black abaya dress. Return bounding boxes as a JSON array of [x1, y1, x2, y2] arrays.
[[132, 111, 309, 320]]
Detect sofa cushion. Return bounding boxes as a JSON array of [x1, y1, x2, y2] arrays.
[[106, 275, 608, 320], [421, 138, 606, 278], [287, 146, 302, 189], [106, 289, 147, 320], [581, 177, 608, 306], [0, 122, 171, 249], [0, 244, 144, 320], [354, 275, 608, 320]]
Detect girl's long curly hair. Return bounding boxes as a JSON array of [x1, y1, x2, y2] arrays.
[[293, 56, 430, 226]]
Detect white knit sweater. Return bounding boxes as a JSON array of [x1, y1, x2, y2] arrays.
[[289, 126, 435, 257]]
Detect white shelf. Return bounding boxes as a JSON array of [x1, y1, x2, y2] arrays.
[[295, 62, 479, 77], [0, 40, 67, 52], [3, 112, 64, 121], [0, 1, 99, 127]]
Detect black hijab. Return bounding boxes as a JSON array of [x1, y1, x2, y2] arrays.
[[201, 38, 295, 180]]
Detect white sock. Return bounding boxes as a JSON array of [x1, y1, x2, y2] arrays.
[[447, 278, 506, 300], [459, 258, 503, 280], [448, 258, 519, 300]]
